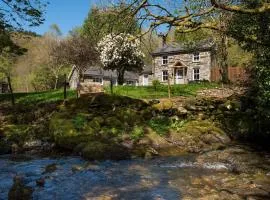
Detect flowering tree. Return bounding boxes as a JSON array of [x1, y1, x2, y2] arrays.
[[98, 33, 144, 85]]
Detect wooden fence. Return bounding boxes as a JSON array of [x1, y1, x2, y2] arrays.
[[211, 66, 249, 83]]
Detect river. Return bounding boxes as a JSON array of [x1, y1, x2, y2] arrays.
[[1, 146, 270, 200]]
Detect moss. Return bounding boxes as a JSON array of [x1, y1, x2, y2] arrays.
[[3, 125, 31, 146], [104, 117, 123, 128], [152, 99, 173, 111], [131, 126, 145, 141]]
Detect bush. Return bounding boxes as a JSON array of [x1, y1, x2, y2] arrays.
[[152, 79, 161, 91]]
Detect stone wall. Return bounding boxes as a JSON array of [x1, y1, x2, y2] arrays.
[[153, 51, 212, 84]]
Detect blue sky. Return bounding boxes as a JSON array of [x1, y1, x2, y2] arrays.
[[28, 0, 94, 35]]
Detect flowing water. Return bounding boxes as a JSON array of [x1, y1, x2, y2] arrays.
[[0, 152, 269, 200]]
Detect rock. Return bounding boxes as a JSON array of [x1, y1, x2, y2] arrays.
[[23, 140, 42, 149], [0, 140, 11, 154], [43, 163, 57, 174], [81, 141, 130, 160], [266, 172, 270, 176], [177, 107, 188, 114], [86, 164, 101, 171], [36, 178, 45, 187], [8, 176, 33, 200], [11, 143, 19, 154], [72, 165, 84, 172]]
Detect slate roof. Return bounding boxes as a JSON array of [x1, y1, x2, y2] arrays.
[[84, 67, 139, 80], [152, 40, 215, 56]]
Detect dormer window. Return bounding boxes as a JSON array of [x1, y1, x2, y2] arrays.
[[162, 56, 168, 65], [193, 52, 200, 62]]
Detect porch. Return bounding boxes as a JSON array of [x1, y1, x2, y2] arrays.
[[172, 61, 188, 85]]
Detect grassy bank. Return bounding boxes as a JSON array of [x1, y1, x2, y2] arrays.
[[0, 82, 218, 105], [106, 82, 219, 99]]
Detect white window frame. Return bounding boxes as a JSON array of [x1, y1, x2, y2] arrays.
[[193, 52, 200, 62], [193, 68, 200, 81], [93, 77, 103, 85], [162, 70, 168, 82], [162, 56, 168, 65]]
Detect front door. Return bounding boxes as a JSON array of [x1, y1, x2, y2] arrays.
[[175, 68, 185, 84], [143, 74, 149, 86]]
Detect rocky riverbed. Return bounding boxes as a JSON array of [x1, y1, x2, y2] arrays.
[[1, 144, 270, 200]]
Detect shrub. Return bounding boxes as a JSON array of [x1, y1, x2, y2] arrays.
[[152, 79, 161, 91]]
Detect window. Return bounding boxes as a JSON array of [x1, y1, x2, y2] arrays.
[[193, 52, 200, 62], [162, 70, 168, 81], [93, 77, 103, 84], [162, 56, 168, 65], [126, 80, 135, 85], [193, 68, 200, 80]]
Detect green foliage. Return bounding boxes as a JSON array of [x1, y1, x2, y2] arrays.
[[152, 80, 161, 91], [148, 117, 171, 136], [72, 114, 87, 131], [175, 29, 212, 45], [228, 0, 270, 137], [131, 126, 145, 141], [82, 5, 139, 44], [31, 65, 55, 91], [227, 40, 253, 67]]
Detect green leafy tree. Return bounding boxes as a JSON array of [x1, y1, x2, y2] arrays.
[[228, 0, 270, 135], [82, 4, 139, 44], [0, 48, 16, 104]]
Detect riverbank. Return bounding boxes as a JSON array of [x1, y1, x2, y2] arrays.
[[0, 86, 268, 159]]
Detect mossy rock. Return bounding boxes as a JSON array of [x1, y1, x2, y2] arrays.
[[152, 100, 173, 111], [55, 135, 93, 150], [104, 117, 123, 128], [167, 120, 230, 152], [81, 141, 130, 160], [3, 125, 31, 146]]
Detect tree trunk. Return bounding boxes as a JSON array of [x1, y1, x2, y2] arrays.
[[54, 76, 59, 90], [7, 76, 15, 106], [219, 34, 229, 84], [117, 68, 125, 85], [64, 74, 67, 100], [110, 74, 114, 94]]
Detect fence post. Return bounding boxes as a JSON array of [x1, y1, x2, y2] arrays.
[[64, 74, 67, 100]]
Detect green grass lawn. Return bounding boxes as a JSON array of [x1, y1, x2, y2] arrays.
[[0, 90, 76, 104], [0, 82, 219, 105], [106, 82, 219, 99]]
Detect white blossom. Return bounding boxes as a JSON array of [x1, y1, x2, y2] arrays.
[[97, 33, 144, 71]]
